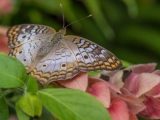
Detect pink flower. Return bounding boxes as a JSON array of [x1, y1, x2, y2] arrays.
[[114, 63, 160, 119], [56, 71, 138, 120], [0, 0, 13, 15], [108, 99, 138, 120], [57, 63, 160, 119], [87, 81, 111, 108], [0, 26, 9, 54]]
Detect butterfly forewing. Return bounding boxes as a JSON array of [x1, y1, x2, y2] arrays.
[[64, 35, 122, 71], [7, 24, 57, 72], [7, 24, 56, 48]]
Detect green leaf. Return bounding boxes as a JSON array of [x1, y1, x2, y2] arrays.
[[88, 71, 101, 76], [0, 53, 26, 88], [31, 94, 42, 116], [26, 76, 38, 94], [16, 102, 30, 120], [0, 96, 8, 120], [121, 60, 133, 68], [19, 93, 42, 117], [40, 107, 54, 120], [38, 88, 111, 120], [19, 93, 34, 117]]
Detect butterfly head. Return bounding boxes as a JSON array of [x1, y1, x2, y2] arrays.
[[58, 27, 66, 35]]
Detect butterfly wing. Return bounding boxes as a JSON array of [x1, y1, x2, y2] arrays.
[[7, 24, 122, 85], [30, 42, 79, 85], [64, 35, 122, 71], [7, 24, 56, 48], [7, 24, 57, 72], [30, 35, 122, 85]]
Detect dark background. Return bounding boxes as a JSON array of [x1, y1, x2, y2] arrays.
[[1, 0, 160, 68]]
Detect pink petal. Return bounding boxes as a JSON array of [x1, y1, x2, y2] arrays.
[[113, 88, 145, 114], [0, 26, 8, 35], [120, 88, 143, 103], [88, 76, 104, 86], [125, 63, 156, 73], [123, 73, 139, 91], [128, 110, 138, 120], [87, 82, 110, 108], [88, 76, 121, 93], [146, 83, 160, 98], [106, 82, 121, 93], [58, 72, 88, 91], [140, 96, 160, 119], [153, 70, 160, 76], [124, 73, 160, 97], [0, 36, 9, 54], [127, 102, 146, 115], [108, 99, 129, 120], [0, 0, 13, 14]]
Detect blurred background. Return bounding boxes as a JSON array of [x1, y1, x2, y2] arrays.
[[0, 1, 159, 120], [0, 0, 160, 68]]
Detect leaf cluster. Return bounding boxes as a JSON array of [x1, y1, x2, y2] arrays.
[[0, 53, 111, 120]]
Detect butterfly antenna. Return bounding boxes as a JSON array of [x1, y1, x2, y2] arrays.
[[65, 14, 92, 28], [60, 4, 65, 28]]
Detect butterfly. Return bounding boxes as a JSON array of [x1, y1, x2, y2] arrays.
[[7, 24, 122, 85]]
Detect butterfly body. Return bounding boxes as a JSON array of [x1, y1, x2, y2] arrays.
[[7, 24, 122, 85], [37, 41, 55, 56], [37, 28, 66, 56]]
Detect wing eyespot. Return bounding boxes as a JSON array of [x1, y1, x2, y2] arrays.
[[23, 59, 26, 61], [22, 36, 26, 38], [43, 64, 47, 67], [19, 50, 23, 54], [84, 55, 88, 59], [61, 63, 66, 67]]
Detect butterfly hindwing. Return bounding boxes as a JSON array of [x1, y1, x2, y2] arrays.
[[30, 42, 79, 85]]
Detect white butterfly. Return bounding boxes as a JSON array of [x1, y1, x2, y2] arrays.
[[7, 24, 122, 85]]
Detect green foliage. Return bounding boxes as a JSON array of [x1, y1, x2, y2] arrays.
[[18, 93, 42, 117], [16, 103, 30, 120], [38, 88, 111, 120], [0, 96, 9, 120], [0, 53, 111, 120], [88, 71, 101, 76], [0, 53, 26, 88], [26, 76, 38, 94]]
